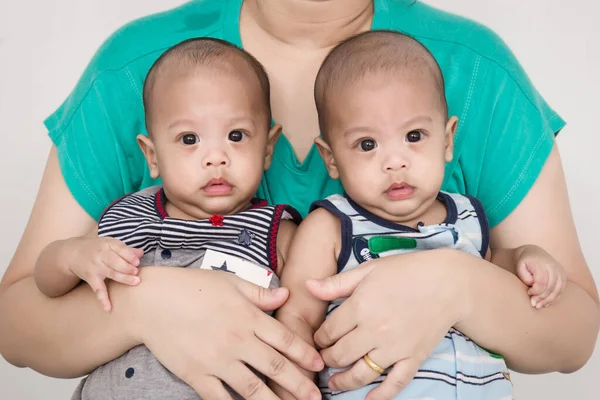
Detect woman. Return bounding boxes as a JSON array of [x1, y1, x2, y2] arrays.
[[1, 1, 598, 399]]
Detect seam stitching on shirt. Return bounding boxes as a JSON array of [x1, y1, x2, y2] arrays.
[[51, 28, 220, 135], [125, 67, 142, 99], [61, 134, 104, 208], [92, 81, 125, 202], [487, 131, 548, 218], [79, 101, 104, 182], [456, 55, 480, 140], [408, 33, 551, 112]]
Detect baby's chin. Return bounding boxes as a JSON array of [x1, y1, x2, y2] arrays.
[[198, 198, 254, 216], [363, 199, 427, 225]]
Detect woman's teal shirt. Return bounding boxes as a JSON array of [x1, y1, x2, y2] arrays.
[[45, 0, 564, 227]]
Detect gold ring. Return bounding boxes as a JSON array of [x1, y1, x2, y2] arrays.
[[363, 354, 385, 375]]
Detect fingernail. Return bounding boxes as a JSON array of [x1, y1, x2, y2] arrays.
[[531, 299, 537, 307], [328, 380, 338, 391], [273, 287, 286, 296], [310, 390, 321, 400], [313, 358, 324, 370], [133, 277, 140, 284]]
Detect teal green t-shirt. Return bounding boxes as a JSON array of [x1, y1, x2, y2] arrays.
[[45, 0, 564, 227]]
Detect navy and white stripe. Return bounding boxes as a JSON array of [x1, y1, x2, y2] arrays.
[[311, 193, 511, 400], [98, 186, 301, 272]]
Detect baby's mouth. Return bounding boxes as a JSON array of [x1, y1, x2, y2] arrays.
[[203, 178, 233, 195], [386, 182, 415, 200]]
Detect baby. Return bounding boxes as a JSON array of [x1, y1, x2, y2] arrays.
[[274, 30, 566, 400], [34, 38, 302, 400]]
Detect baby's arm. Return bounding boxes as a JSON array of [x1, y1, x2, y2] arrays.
[[34, 229, 143, 311], [489, 245, 567, 309], [271, 208, 341, 399]]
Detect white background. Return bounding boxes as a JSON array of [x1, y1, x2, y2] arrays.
[[0, 0, 598, 399]]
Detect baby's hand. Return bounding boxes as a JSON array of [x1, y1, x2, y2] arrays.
[[515, 245, 567, 309], [66, 237, 144, 311]]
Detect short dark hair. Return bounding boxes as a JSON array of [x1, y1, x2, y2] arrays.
[[314, 30, 447, 139], [143, 38, 271, 133]]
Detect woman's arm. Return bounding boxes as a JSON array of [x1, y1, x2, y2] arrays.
[[0, 147, 324, 400], [455, 145, 599, 373], [0, 147, 135, 376], [308, 145, 599, 398]]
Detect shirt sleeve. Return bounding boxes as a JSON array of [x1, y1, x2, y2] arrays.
[[461, 55, 565, 228], [45, 60, 149, 221]]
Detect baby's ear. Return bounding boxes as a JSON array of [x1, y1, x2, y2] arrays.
[[137, 134, 160, 179], [314, 137, 340, 180], [264, 124, 282, 170], [444, 116, 458, 162]]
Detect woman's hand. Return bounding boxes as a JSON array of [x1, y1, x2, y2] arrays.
[[307, 249, 469, 400], [129, 266, 323, 400]]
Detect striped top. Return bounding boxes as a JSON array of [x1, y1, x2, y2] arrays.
[[98, 186, 301, 272], [311, 193, 512, 399]]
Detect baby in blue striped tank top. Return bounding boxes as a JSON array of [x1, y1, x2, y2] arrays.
[[33, 38, 302, 400], [273, 30, 566, 400]]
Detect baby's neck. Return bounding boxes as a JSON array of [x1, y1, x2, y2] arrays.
[[360, 196, 448, 229], [164, 200, 253, 221], [407, 198, 448, 228]]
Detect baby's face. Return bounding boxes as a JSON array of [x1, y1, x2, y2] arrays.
[[321, 73, 456, 225], [143, 69, 276, 220]]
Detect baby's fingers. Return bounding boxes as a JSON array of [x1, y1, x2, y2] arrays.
[[89, 278, 112, 312], [118, 246, 144, 267], [527, 270, 549, 309], [102, 263, 141, 286], [105, 248, 141, 278], [516, 260, 534, 286], [527, 280, 547, 297], [535, 274, 566, 309]]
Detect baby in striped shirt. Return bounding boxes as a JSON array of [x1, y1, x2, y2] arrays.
[[272, 30, 567, 400], [33, 37, 303, 400]]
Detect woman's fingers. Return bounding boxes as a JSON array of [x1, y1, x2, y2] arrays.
[[225, 362, 279, 400], [319, 326, 366, 368], [328, 351, 386, 392], [137, 269, 323, 400], [314, 299, 358, 349], [234, 277, 290, 312], [254, 309, 323, 372], [192, 376, 234, 400], [243, 339, 322, 400], [307, 261, 376, 302], [365, 359, 421, 400]]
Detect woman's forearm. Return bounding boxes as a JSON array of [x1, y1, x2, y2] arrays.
[[0, 276, 139, 378], [451, 249, 599, 374]]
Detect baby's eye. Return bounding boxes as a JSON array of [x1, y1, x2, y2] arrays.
[[180, 133, 199, 145], [228, 130, 247, 142], [359, 139, 377, 152], [406, 130, 423, 143]]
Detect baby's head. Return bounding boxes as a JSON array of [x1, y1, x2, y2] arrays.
[[138, 38, 280, 220], [314, 30, 458, 225]]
